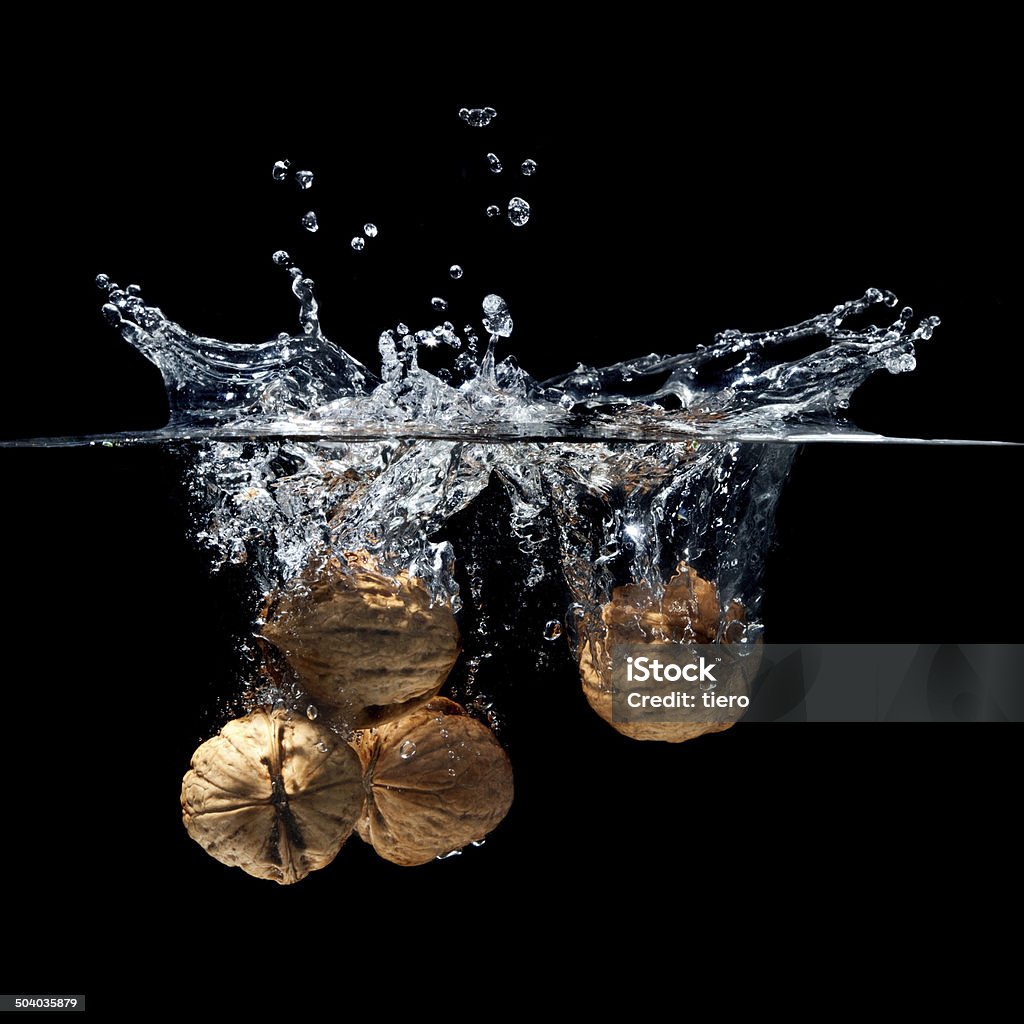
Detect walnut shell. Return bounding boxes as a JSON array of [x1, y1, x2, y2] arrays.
[[261, 551, 461, 729], [181, 708, 363, 884], [579, 562, 758, 743], [352, 698, 513, 866]]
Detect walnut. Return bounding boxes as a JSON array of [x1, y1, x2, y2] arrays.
[[578, 562, 758, 743], [181, 708, 364, 884], [261, 551, 461, 729], [352, 698, 513, 866]]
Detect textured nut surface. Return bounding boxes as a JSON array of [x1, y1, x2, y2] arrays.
[[181, 708, 363, 884], [353, 698, 513, 866], [261, 552, 461, 728], [579, 562, 758, 743]]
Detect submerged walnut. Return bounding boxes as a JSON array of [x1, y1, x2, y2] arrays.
[[579, 562, 757, 743], [353, 698, 513, 866], [261, 551, 461, 729], [181, 708, 363, 884]]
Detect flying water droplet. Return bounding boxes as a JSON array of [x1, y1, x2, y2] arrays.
[[436, 847, 462, 859], [301, 211, 319, 233], [399, 740, 417, 760], [543, 620, 563, 640], [520, 158, 537, 175], [482, 294, 513, 337], [487, 152, 503, 173], [446, 767, 457, 777], [458, 106, 497, 127], [363, 223, 378, 238], [396, 322, 409, 336], [449, 264, 463, 280], [431, 297, 448, 312], [101, 303, 121, 325], [315, 741, 329, 753], [306, 704, 318, 720], [295, 169, 314, 190], [471, 839, 486, 847], [272, 250, 292, 266], [272, 159, 290, 182], [507, 197, 530, 227], [485, 205, 500, 218], [351, 236, 365, 251], [95, 273, 110, 290]]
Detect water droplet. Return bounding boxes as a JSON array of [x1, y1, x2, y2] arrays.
[[447, 767, 457, 777], [699, 678, 716, 692], [315, 741, 329, 753], [449, 264, 463, 280], [436, 847, 462, 859], [395, 322, 409, 336], [95, 274, 110, 290], [301, 211, 319, 233], [471, 839, 486, 847], [272, 250, 291, 266], [485, 204, 500, 218], [295, 169, 314, 190], [351, 236, 365, 251], [306, 704, 318, 720], [482, 294, 513, 337], [431, 297, 448, 312], [448, 749, 457, 759], [543, 619, 563, 640], [101, 303, 121, 325], [399, 740, 417, 760], [520, 158, 537, 175], [272, 159, 290, 181], [126, 283, 142, 296], [458, 106, 497, 127], [486, 152, 503, 173], [507, 197, 531, 227], [363, 223, 378, 238]]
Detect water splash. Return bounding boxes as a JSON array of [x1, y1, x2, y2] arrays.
[[459, 107, 497, 127], [507, 198, 530, 227]]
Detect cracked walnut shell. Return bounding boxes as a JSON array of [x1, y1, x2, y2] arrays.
[[181, 708, 364, 884], [261, 552, 461, 728], [579, 562, 758, 743], [353, 698, 513, 866]]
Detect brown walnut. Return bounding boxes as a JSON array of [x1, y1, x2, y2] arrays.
[[181, 708, 364, 884], [261, 551, 461, 729], [352, 698, 513, 866], [579, 562, 758, 743]]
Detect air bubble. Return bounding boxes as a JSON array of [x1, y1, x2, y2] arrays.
[[520, 159, 537, 175], [485, 205, 500, 218], [431, 297, 448, 312], [487, 152, 503, 173], [272, 250, 292, 266], [272, 159, 290, 181], [399, 740, 417, 760], [449, 265, 463, 279], [364, 223, 378, 238], [295, 169, 314, 190], [301, 211, 319, 233], [543, 620, 563, 640], [351, 237, 365, 251], [306, 704, 318, 720]]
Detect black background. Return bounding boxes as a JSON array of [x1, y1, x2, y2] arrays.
[[1, 65, 1019, 1002]]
